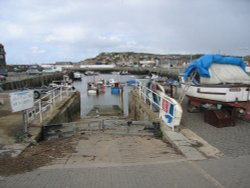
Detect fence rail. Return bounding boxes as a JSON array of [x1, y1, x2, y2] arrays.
[[26, 86, 76, 124], [135, 81, 182, 131]]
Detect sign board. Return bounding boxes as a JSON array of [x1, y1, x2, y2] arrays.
[[9, 90, 34, 112]]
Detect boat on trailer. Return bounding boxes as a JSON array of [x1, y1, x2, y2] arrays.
[[180, 54, 250, 121]]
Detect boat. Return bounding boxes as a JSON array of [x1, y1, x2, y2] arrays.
[[119, 70, 129, 75], [180, 54, 250, 121], [151, 74, 159, 80], [144, 73, 159, 79], [84, 71, 99, 76], [111, 82, 122, 95], [73, 72, 82, 81], [87, 79, 105, 95], [126, 79, 140, 86], [106, 78, 117, 87]]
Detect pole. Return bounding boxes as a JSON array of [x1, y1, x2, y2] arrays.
[[120, 86, 124, 114], [39, 100, 43, 123], [23, 110, 28, 133]]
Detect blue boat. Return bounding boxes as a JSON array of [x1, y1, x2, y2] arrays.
[[111, 87, 120, 95], [126, 80, 140, 86]]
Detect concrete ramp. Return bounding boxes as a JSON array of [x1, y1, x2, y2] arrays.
[[42, 119, 161, 140]]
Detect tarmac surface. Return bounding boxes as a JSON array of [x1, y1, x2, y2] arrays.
[[1, 156, 249, 188]]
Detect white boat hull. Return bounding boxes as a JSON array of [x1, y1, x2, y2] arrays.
[[181, 83, 250, 102], [87, 90, 97, 95]]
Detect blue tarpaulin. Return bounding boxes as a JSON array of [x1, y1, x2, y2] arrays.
[[183, 54, 245, 80]]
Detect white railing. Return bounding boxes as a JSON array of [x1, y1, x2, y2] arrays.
[[26, 86, 76, 124], [136, 81, 183, 131]]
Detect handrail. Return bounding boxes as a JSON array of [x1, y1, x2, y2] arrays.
[[26, 86, 76, 124], [135, 80, 182, 131]]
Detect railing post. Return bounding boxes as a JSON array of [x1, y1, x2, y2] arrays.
[[50, 92, 53, 112], [60, 86, 63, 101], [52, 90, 55, 105], [39, 100, 43, 123], [159, 96, 162, 118], [66, 87, 69, 96], [73, 122, 77, 135]]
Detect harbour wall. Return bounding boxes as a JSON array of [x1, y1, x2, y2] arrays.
[[43, 91, 81, 125], [70, 67, 181, 79], [1, 73, 64, 90]]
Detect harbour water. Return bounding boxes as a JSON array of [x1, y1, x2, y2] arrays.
[[73, 73, 149, 118]]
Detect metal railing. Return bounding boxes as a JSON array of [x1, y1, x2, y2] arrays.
[[135, 81, 183, 131], [26, 86, 76, 124]]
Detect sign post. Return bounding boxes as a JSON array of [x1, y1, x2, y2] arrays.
[[23, 110, 28, 133], [9, 90, 34, 133]]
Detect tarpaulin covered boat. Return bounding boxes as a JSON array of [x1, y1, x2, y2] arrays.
[[180, 54, 250, 121]]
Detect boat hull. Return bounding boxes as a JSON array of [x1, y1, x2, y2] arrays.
[[181, 83, 250, 102], [87, 90, 97, 95]]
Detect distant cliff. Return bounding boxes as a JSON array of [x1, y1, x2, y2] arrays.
[[78, 52, 203, 66]]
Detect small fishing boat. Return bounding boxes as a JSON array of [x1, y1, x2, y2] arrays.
[[73, 72, 82, 81], [119, 70, 129, 75], [106, 78, 117, 87], [180, 54, 250, 121], [111, 82, 122, 95], [84, 71, 99, 76], [126, 79, 140, 86], [87, 79, 105, 95]]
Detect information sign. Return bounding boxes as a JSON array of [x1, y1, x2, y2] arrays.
[[9, 90, 34, 112]]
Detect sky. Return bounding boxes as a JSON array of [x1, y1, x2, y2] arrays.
[[0, 0, 250, 64]]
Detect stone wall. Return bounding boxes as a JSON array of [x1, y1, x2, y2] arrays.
[[128, 91, 159, 121], [46, 91, 81, 125], [2, 73, 64, 90], [128, 90, 174, 140]]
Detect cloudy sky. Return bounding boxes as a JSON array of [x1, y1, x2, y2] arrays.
[[0, 0, 250, 64]]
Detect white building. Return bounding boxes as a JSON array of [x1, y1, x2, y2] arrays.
[[139, 60, 156, 67], [80, 64, 116, 69]]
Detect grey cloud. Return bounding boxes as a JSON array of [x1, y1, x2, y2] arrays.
[[0, 0, 249, 64]]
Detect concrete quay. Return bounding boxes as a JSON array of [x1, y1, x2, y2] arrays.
[[0, 91, 80, 157]]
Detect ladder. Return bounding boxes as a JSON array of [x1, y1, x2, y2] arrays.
[[178, 71, 197, 104]]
